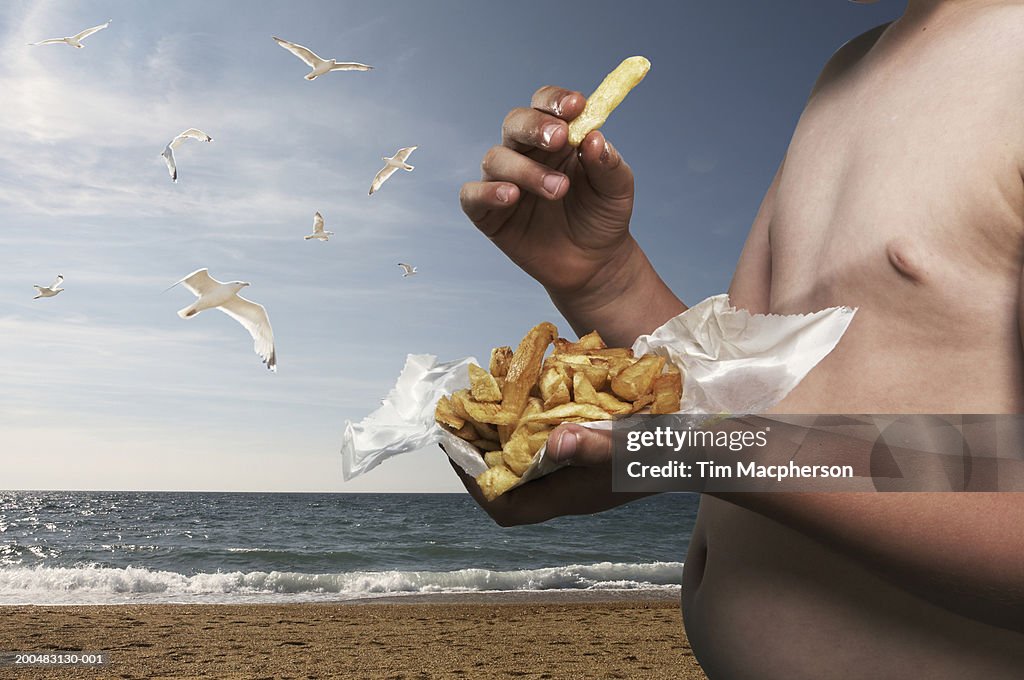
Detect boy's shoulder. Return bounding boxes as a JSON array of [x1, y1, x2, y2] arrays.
[[808, 22, 891, 99]]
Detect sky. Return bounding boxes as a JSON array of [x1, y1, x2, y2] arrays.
[[0, 1, 902, 492]]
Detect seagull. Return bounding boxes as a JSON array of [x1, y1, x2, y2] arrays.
[[29, 19, 111, 48], [33, 275, 64, 299], [160, 128, 213, 183], [168, 269, 276, 372], [369, 147, 417, 196], [304, 212, 333, 241], [272, 37, 373, 81], [397, 263, 418, 278]]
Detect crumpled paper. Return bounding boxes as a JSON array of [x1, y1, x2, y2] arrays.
[[341, 294, 856, 487]]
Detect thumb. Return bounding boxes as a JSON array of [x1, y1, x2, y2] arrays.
[[577, 131, 633, 201], [546, 423, 613, 466]]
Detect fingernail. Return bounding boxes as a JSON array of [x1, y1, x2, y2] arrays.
[[496, 184, 511, 203], [554, 429, 578, 461], [600, 140, 610, 164], [557, 94, 575, 117], [542, 173, 565, 196], [541, 123, 559, 148]]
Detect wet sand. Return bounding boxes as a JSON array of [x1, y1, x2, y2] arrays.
[[0, 592, 707, 679]]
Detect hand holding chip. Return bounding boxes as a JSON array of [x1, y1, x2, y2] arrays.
[[458, 73, 640, 300]]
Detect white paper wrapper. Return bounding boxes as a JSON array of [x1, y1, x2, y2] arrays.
[[341, 294, 856, 488]]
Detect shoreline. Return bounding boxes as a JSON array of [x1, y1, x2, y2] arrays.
[[0, 592, 705, 679]]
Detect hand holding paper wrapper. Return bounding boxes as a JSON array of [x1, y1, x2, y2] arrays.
[[341, 294, 856, 495]]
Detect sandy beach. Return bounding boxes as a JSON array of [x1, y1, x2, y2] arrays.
[[0, 592, 706, 679]]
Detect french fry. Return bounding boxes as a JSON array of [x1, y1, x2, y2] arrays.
[[527, 430, 552, 456], [449, 389, 472, 420], [469, 363, 503, 403], [500, 322, 558, 421], [434, 395, 464, 430], [489, 346, 513, 378], [521, 402, 613, 425], [452, 422, 477, 441], [469, 419, 499, 442], [502, 428, 534, 476], [611, 354, 665, 401], [651, 366, 683, 415], [567, 56, 651, 147], [453, 389, 519, 426], [596, 391, 633, 415], [554, 330, 606, 354], [585, 348, 634, 359], [605, 356, 635, 379], [539, 365, 571, 410], [476, 464, 520, 502], [630, 393, 656, 414], [572, 371, 601, 406]]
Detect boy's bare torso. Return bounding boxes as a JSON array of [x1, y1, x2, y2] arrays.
[[684, 4, 1024, 677]]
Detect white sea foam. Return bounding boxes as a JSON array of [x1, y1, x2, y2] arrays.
[[0, 561, 683, 604]]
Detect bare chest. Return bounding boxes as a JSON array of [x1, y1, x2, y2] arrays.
[[767, 24, 1024, 317]]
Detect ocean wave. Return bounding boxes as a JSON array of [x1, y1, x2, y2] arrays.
[[0, 561, 683, 604]]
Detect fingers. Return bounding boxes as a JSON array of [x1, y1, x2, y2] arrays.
[[501, 107, 568, 153], [459, 180, 519, 227], [481, 145, 569, 200], [546, 424, 614, 467], [576, 131, 634, 201], [530, 86, 586, 121], [500, 87, 584, 153]]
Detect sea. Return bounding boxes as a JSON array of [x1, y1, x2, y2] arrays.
[[0, 491, 697, 605]]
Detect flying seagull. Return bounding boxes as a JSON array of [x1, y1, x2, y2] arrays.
[[398, 263, 418, 278], [304, 212, 333, 241], [33, 275, 64, 299], [272, 37, 373, 81], [369, 147, 417, 196], [29, 19, 111, 48], [160, 128, 213, 183], [168, 268, 276, 372]]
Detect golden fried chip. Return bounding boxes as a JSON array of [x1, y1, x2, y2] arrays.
[[572, 371, 601, 406], [611, 354, 666, 401], [497, 424, 512, 446], [585, 348, 634, 359], [630, 393, 656, 414], [527, 430, 552, 456], [605, 356, 635, 379], [521, 402, 614, 425], [489, 346, 513, 378], [650, 366, 683, 415], [568, 56, 651, 147], [484, 450, 505, 468], [596, 391, 633, 415], [469, 419, 499, 442], [434, 395, 465, 430], [473, 439, 503, 453], [502, 428, 535, 476], [554, 330, 606, 355], [469, 363, 503, 403], [449, 389, 473, 420], [539, 365, 571, 410], [452, 422, 477, 441], [476, 464, 520, 501], [501, 322, 558, 421], [453, 389, 518, 426]]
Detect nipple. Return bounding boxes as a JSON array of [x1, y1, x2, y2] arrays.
[[886, 239, 927, 283]]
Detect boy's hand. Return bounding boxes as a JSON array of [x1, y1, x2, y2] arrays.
[[448, 424, 653, 526], [459, 86, 637, 298]]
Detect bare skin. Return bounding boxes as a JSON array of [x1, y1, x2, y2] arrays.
[[458, 1, 1024, 677]]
